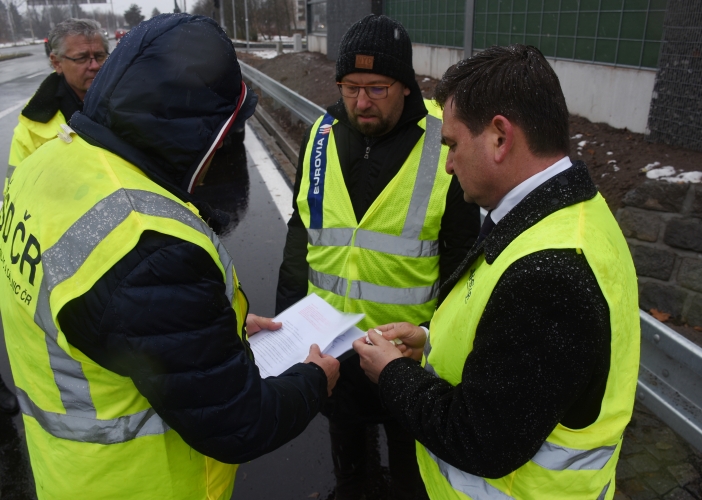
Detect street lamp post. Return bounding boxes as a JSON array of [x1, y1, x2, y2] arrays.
[[231, 0, 236, 41], [243, 0, 249, 51]]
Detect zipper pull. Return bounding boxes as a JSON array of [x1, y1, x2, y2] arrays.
[[364, 146, 371, 160]]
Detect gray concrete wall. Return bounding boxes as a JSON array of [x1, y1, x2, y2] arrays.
[[326, 0, 374, 61], [411, 44, 656, 134], [308, 34, 327, 55]]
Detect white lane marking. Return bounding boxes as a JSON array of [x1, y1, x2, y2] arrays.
[[25, 71, 47, 79], [244, 123, 293, 221], [0, 99, 26, 120]]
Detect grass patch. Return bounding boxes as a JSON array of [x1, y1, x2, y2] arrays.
[[0, 53, 32, 62]]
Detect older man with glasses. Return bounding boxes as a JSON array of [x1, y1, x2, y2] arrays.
[[8, 18, 109, 174], [275, 14, 480, 500]]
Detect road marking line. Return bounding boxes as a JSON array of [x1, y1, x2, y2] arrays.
[[25, 71, 47, 79], [0, 99, 26, 120], [244, 123, 293, 221]]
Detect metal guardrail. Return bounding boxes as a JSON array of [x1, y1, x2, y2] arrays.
[[240, 61, 702, 453], [240, 61, 324, 127], [638, 311, 702, 452]]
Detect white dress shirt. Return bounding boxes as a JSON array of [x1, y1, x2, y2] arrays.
[[490, 156, 573, 225]]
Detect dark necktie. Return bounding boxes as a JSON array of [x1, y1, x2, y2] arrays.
[[476, 211, 496, 245]]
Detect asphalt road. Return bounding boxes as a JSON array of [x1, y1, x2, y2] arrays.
[[0, 41, 351, 499]]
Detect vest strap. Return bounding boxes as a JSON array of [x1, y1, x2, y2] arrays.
[[17, 388, 170, 444], [423, 334, 439, 377], [428, 441, 615, 499], [402, 114, 442, 239], [309, 268, 439, 305], [307, 227, 439, 258], [427, 450, 515, 499], [531, 440, 617, 471], [597, 481, 611, 500], [34, 188, 234, 421], [307, 114, 335, 230]]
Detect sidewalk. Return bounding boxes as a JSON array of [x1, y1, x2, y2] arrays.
[[617, 403, 702, 499]]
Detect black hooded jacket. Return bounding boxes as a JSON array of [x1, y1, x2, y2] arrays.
[[59, 15, 328, 464]]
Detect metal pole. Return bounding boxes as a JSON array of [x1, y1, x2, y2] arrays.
[[243, 0, 249, 50], [45, 0, 53, 30], [231, 0, 236, 40], [218, 0, 224, 32], [463, 0, 474, 59], [6, 0, 16, 43]]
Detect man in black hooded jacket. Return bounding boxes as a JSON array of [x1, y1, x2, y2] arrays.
[[0, 14, 338, 499]]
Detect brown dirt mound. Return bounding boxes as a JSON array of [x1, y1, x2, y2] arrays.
[[240, 50, 702, 213]]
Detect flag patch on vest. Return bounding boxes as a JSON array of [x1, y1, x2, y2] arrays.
[[307, 114, 335, 229]]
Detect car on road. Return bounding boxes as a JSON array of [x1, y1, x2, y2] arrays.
[[44, 37, 50, 56], [115, 28, 127, 41]]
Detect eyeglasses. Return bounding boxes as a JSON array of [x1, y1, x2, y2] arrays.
[[337, 80, 398, 100], [61, 52, 109, 65]]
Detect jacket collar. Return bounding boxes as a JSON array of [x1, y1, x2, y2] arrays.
[[22, 73, 82, 124], [438, 161, 597, 302]]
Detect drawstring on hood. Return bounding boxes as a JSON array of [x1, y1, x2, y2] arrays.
[[70, 14, 257, 212]]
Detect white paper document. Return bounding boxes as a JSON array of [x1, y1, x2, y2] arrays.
[[248, 294, 365, 378], [323, 326, 364, 359]]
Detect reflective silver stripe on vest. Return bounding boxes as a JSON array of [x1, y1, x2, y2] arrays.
[[423, 332, 438, 377], [597, 481, 611, 500], [306, 114, 443, 260], [402, 115, 442, 239], [427, 450, 515, 500], [17, 387, 170, 445], [309, 268, 439, 306], [531, 441, 617, 471], [309, 268, 349, 297], [307, 228, 439, 259], [31, 188, 232, 439]]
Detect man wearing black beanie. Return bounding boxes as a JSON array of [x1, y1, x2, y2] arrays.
[[276, 14, 480, 500]]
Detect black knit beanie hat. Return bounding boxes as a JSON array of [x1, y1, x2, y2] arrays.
[[336, 14, 415, 89]]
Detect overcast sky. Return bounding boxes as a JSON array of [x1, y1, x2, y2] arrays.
[[110, 0, 184, 22]]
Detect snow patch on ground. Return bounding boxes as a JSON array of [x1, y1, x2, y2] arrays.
[[640, 161, 661, 173], [248, 49, 292, 59], [646, 167, 702, 183]]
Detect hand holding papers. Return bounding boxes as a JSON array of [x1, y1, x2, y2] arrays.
[[248, 294, 365, 378]]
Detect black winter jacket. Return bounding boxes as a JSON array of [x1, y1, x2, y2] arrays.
[[21, 72, 83, 125], [378, 163, 613, 478], [59, 15, 329, 464], [275, 88, 481, 314]]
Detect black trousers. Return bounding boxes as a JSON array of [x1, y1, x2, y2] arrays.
[[322, 353, 429, 500]]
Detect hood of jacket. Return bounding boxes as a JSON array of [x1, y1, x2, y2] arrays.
[[70, 14, 257, 198]]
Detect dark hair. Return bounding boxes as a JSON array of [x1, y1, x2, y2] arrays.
[[434, 44, 569, 157]]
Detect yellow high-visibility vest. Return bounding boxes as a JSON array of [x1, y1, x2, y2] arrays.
[[0, 135, 248, 499], [297, 100, 452, 330], [8, 109, 67, 176], [417, 193, 640, 500]]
